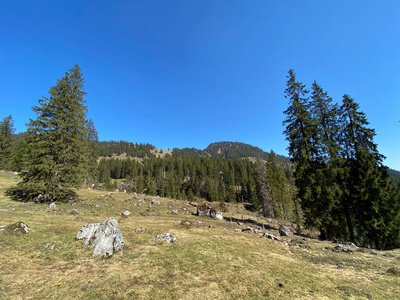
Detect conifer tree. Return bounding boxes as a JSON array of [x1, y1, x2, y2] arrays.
[[339, 95, 400, 248], [86, 119, 99, 185], [18, 65, 90, 201], [0, 115, 15, 170]]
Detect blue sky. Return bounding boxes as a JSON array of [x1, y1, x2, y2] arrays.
[[1, 1, 399, 170]]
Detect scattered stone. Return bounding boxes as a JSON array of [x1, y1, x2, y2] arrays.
[[95, 204, 100, 208], [43, 242, 56, 250], [156, 233, 177, 243], [172, 209, 178, 214], [279, 225, 293, 237], [237, 222, 244, 226], [234, 229, 242, 232], [136, 227, 146, 233], [262, 231, 281, 241], [151, 199, 160, 205], [48, 202, 56, 209], [70, 208, 79, 215], [76, 219, 124, 257], [333, 244, 353, 253], [33, 194, 53, 203], [121, 210, 131, 217], [242, 227, 255, 233], [4, 222, 29, 234]]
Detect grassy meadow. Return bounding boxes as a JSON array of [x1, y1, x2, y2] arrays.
[[0, 171, 400, 299]]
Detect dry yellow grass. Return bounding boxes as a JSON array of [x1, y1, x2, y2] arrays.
[[0, 171, 400, 299]]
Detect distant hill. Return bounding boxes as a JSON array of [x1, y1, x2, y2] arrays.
[[172, 141, 290, 164], [204, 141, 269, 159]]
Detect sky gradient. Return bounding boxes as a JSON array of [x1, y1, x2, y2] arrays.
[[1, 1, 399, 170]]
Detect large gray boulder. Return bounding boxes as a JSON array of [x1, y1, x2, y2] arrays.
[[279, 225, 293, 237], [76, 219, 124, 257]]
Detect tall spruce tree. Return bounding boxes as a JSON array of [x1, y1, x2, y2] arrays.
[[0, 115, 15, 170], [86, 119, 99, 185], [283, 70, 322, 229], [18, 65, 90, 201], [339, 95, 400, 248]]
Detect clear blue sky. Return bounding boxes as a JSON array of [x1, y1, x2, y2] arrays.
[[1, 1, 399, 170]]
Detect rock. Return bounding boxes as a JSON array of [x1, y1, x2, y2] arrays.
[[43, 242, 56, 250], [121, 210, 131, 217], [76, 219, 124, 257], [151, 199, 160, 205], [196, 203, 223, 220], [214, 212, 223, 220], [332, 244, 353, 253], [242, 227, 255, 233], [172, 209, 178, 214], [33, 194, 53, 203], [279, 225, 293, 237], [136, 227, 146, 233], [262, 231, 281, 241], [4, 222, 29, 234], [156, 233, 177, 243], [70, 208, 79, 215], [48, 202, 56, 209]]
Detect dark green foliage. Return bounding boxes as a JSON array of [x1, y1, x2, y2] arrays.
[[96, 155, 265, 205], [86, 119, 99, 185], [255, 153, 295, 220], [172, 141, 290, 165], [283, 69, 400, 249], [98, 140, 155, 158], [0, 115, 15, 170], [18, 65, 91, 201]]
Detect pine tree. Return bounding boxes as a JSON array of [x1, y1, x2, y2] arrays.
[[255, 159, 274, 218], [339, 95, 400, 248], [0, 115, 15, 170], [18, 65, 90, 201], [86, 119, 99, 185]]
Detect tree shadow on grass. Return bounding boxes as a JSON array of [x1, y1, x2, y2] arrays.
[[4, 187, 29, 202]]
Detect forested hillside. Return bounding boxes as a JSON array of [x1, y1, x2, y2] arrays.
[[98, 140, 156, 158]]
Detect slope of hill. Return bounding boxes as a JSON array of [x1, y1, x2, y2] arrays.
[[1, 172, 400, 299], [204, 141, 269, 159]]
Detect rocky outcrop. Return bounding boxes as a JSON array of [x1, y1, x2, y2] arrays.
[[76, 219, 124, 257], [196, 203, 223, 220], [279, 225, 293, 237]]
